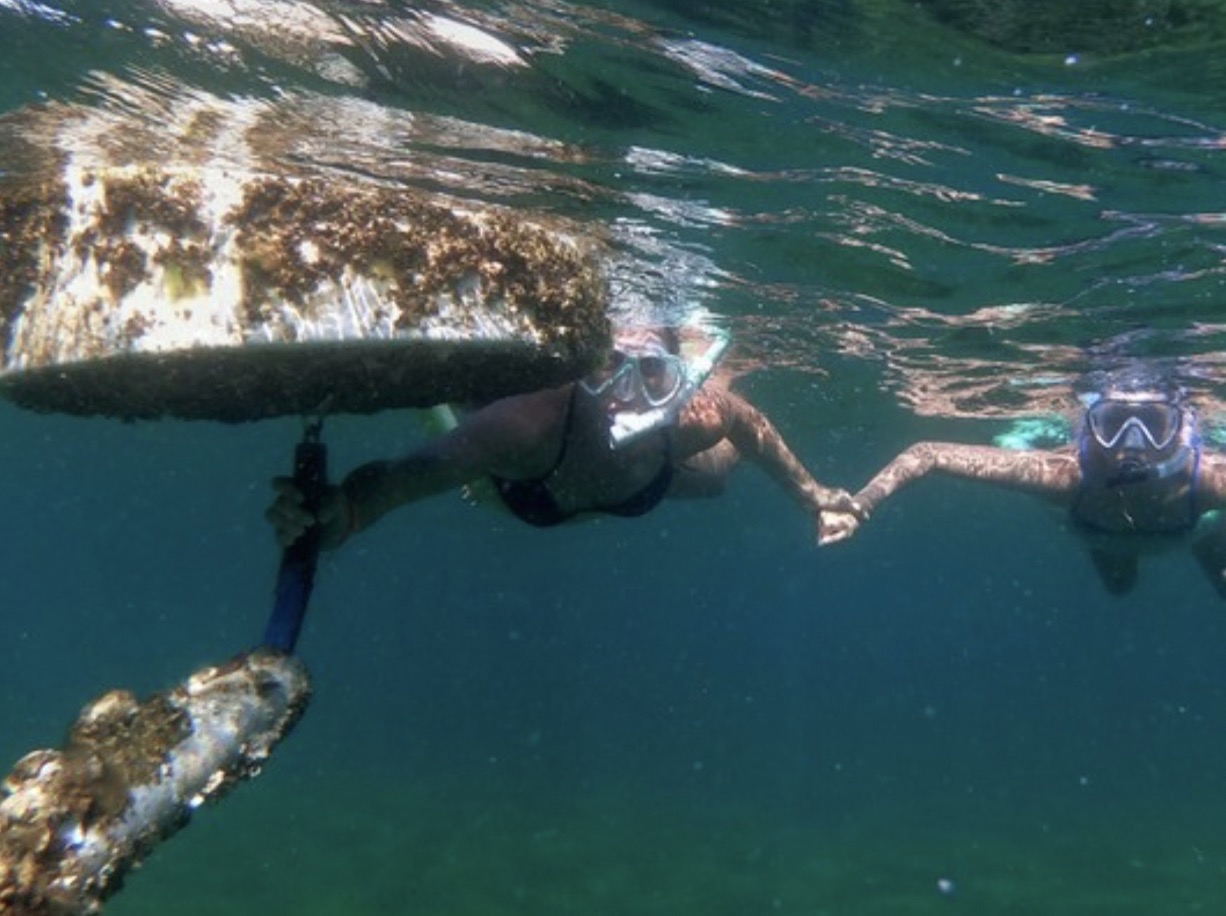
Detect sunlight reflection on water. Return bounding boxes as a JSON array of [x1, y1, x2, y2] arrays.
[[5, 0, 1226, 426]]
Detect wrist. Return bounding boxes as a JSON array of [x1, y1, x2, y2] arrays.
[[801, 480, 832, 514]]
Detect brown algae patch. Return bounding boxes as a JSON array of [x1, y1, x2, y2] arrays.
[[229, 176, 607, 351]]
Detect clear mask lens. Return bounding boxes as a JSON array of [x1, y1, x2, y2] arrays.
[[1087, 400, 1182, 450], [636, 355, 683, 405], [581, 350, 684, 408]]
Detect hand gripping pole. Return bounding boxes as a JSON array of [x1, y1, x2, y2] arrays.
[[263, 417, 328, 653]]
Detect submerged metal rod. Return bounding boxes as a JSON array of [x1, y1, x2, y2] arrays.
[[0, 649, 310, 915]]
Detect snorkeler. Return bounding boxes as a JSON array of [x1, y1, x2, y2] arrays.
[[821, 370, 1226, 597], [268, 326, 861, 548]]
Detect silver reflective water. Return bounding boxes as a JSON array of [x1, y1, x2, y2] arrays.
[[5, 0, 1225, 425]]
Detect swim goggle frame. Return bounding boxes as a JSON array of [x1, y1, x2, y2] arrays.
[[580, 349, 686, 408], [1086, 398, 1183, 451], [594, 329, 731, 448]]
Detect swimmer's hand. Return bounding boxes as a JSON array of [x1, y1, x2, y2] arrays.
[[811, 486, 866, 546], [815, 486, 863, 517], [266, 478, 351, 550], [818, 509, 862, 546]]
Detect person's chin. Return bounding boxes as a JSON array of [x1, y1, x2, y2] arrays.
[[1106, 455, 1152, 486]]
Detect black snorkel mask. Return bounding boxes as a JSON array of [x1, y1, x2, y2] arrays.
[[1081, 395, 1197, 487]]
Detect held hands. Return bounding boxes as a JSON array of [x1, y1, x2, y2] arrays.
[[813, 487, 867, 547], [266, 477, 352, 550], [818, 509, 863, 546]]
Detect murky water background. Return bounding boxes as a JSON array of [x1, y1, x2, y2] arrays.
[[3, 1, 1226, 913]]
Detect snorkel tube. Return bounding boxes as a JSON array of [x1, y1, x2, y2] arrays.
[[609, 328, 730, 448]]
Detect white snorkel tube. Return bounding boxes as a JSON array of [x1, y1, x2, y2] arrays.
[[608, 328, 730, 448]]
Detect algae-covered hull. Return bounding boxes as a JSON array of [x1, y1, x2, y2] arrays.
[[0, 87, 610, 421]]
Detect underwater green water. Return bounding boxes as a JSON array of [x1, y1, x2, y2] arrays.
[[4, 1, 1226, 913]]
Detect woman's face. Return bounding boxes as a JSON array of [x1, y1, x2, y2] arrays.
[[576, 329, 689, 447], [1080, 392, 1194, 485], [580, 345, 685, 413]]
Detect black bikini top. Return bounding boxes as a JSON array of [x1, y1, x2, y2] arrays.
[[490, 388, 673, 528]]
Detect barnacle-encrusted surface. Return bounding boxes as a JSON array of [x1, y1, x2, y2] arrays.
[[0, 92, 610, 421], [0, 650, 310, 915]]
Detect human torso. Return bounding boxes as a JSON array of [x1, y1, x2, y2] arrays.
[[491, 385, 674, 527], [1069, 459, 1202, 542]]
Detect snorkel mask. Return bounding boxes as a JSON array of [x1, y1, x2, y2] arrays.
[[1081, 391, 1198, 486], [580, 328, 730, 448]]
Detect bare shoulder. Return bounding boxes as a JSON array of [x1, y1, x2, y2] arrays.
[[673, 386, 736, 453], [682, 385, 734, 427], [1195, 451, 1226, 506]]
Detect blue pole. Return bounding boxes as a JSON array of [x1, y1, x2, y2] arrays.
[[263, 419, 327, 653]]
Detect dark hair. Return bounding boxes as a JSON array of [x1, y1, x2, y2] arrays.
[[657, 325, 681, 355], [1079, 364, 1185, 405]]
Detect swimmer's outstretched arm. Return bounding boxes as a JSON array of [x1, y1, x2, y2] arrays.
[[269, 431, 489, 549], [269, 388, 567, 548], [678, 389, 862, 540], [813, 443, 1079, 546], [852, 442, 1081, 518], [340, 390, 566, 535]]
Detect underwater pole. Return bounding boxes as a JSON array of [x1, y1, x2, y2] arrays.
[[263, 417, 328, 653]]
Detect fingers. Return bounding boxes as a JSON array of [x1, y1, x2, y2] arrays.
[[265, 478, 315, 549], [266, 479, 353, 550], [818, 526, 853, 547], [817, 510, 861, 547], [817, 487, 869, 520]]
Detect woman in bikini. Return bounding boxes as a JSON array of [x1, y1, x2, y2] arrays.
[[267, 326, 861, 549]]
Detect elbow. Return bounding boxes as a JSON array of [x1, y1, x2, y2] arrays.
[[905, 441, 942, 460]]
